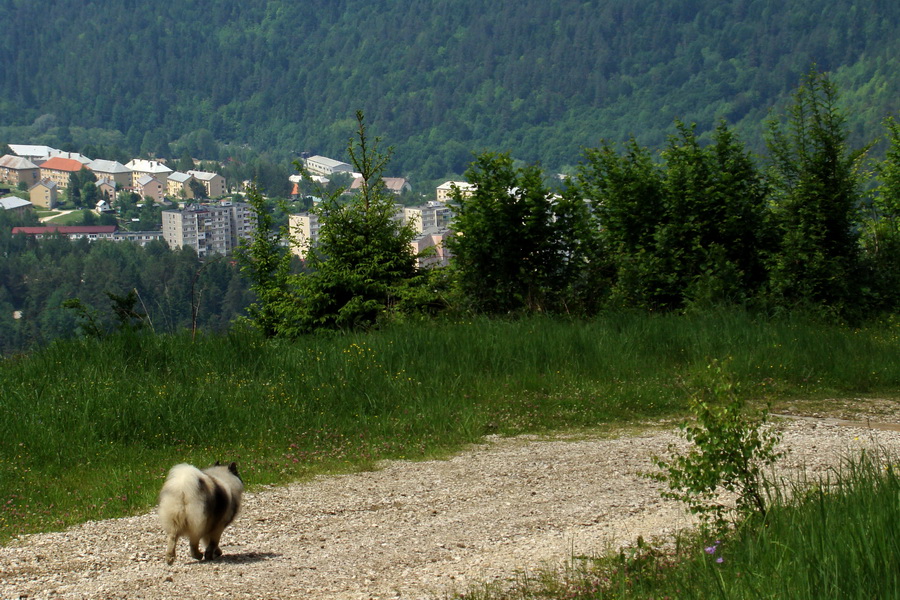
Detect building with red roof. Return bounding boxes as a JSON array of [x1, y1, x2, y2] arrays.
[[39, 156, 85, 189]]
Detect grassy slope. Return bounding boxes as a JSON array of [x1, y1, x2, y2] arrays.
[[1, 312, 899, 542]]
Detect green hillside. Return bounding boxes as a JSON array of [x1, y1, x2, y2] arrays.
[[1, 0, 899, 180]]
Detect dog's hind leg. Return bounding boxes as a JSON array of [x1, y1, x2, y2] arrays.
[[165, 533, 178, 565], [204, 525, 226, 559], [188, 535, 203, 560]]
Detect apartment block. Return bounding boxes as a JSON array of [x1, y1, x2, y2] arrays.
[[403, 201, 454, 234], [162, 201, 255, 258], [288, 212, 320, 258]]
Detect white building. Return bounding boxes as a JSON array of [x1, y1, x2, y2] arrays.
[[303, 155, 353, 177], [436, 180, 475, 203]]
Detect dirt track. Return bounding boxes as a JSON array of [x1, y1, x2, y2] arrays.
[[1, 410, 898, 600]]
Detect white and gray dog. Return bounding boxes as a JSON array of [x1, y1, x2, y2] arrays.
[[158, 461, 244, 564]]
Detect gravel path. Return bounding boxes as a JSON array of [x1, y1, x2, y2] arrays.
[[2, 410, 899, 600]]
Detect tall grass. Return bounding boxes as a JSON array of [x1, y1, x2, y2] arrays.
[[1, 311, 899, 541]]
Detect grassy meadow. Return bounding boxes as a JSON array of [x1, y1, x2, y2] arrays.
[[1, 311, 899, 547]]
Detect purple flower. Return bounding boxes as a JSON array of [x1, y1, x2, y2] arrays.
[[716, 557, 724, 564], [705, 546, 717, 554]]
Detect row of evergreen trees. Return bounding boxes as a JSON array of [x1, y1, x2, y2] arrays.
[[454, 71, 900, 321], [243, 72, 900, 337]]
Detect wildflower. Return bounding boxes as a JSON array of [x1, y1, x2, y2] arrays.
[[716, 557, 724, 564]]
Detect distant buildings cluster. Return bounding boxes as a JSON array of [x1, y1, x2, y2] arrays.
[[292, 154, 476, 268], [0, 144, 226, 210], [3, 148, 479, 264]]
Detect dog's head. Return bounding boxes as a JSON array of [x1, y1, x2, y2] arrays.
[[214, 460, 243, 483]]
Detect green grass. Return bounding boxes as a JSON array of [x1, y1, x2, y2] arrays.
[[39, 209, 84, 225], [1, 311, 899, 543], [458, 450, 900, 599]]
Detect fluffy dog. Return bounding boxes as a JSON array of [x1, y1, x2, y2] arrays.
[[158, 461, 244, 564]]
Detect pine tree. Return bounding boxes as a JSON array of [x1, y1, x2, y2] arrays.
[[765, 69, 867, 314]]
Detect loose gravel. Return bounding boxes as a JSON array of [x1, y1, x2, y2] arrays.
[[2, 408, 899, 600]]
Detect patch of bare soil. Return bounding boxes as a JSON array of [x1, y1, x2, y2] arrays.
[[2, 409, 899, 600]]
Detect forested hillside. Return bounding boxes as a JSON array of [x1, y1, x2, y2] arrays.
[[1, 0, 899, 182]]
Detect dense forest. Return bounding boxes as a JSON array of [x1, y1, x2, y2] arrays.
[[0, 210, 254, 354], [2, 1, 900, 184]]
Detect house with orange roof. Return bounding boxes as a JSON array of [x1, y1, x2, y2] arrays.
[[39, 156, 85, 189]]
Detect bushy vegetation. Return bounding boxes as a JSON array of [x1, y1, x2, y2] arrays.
[[0, 209, 253, 354]]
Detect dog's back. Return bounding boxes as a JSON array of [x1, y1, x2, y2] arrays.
[[158, 462, 243, 564]]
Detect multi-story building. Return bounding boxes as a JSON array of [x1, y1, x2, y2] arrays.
[[186, 170, 227, 198], [38, 156, 84, 189], [288, 212, 321, 258], [167, 171, 195, 199], [126, 159, 173, 187], [436, 180, 475, 203], [29, 179, 58, 209], [7, 144, 55, 164], [88, 159, 132, 188], [403, 201, 454, 234], [0, 155, 40, 188], [161, 201, 255, 258], [410, 229, 452, 268], [135, 174, 165, 203]]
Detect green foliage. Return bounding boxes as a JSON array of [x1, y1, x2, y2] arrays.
[[578, 122, 768, 310], [652, 359, 782, 531], [765, 69, 868, 315], [235, 184, 293, 337], [298, 112, 417, 331], [3, 312, 900, 542], [237, 112, 419, 336], [0, 235, 252, 354], [448, 152, 600, 314]]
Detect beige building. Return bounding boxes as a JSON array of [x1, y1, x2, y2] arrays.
[[410, 229, 452, 268], [30, 179, 59, 209], [135, 174, 165, 203], [167, 171, 195, 199], [0, 155, 40, 187], [187, 170, 226, 198], [88, 159, 131, 188], [403, 202, 454, 234], [126, 159, 173, 187], [436, 180, 475, 203], [96, 178, 118, 203], [39, 156, 84, 189], [162, 201, 255, 258], [288, 212, 320, 258]]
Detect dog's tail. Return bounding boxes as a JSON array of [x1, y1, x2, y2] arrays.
[[158, 463, 203, 534]]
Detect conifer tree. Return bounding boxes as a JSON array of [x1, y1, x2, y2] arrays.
[[765, 69, 867, 314]]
